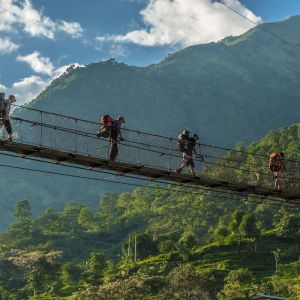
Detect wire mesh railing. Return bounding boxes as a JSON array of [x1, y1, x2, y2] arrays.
[[0, 104, 298, 194]]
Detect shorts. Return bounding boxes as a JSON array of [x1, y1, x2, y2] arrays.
[[273, 170, 283, 180], [183, 153, 194, 168]]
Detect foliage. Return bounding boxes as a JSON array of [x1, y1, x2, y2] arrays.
[[166, 264, 214, 300], [218, 268, 255, 300], [276, 214, 300, 240], [73, 276, 158, 300], [0, 123, 299, 298], [83, 251, 108, 285]]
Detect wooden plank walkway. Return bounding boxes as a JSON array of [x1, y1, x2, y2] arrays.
[[0, 140, 299, 201]]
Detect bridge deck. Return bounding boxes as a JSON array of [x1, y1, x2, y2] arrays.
[[1, 140, 299, 201]]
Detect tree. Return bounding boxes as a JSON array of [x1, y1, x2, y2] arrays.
[[83, 251, 108, 285], [33, 208, 60, 234], [60, 202, 85, 236], [77, 207, 95, 231], [98, 193, 122, 231], [178, 232, 197, 250], [3, 200, 33, 245], [213, 216, 230, 242], [218, 268, 255, 299], [272, 249, 281, 272], [61, 262, 82, 285], [122, 233, 158, 261], [15, 200, 32, 222], [228, 210, 245, 234], [276, 214, 300, 240], [0, 286, 15, 300], [239, 213, 260, 240], [73, 276, 154, 300], [6, 249, 62, 296], [166, 265, 213, 300]]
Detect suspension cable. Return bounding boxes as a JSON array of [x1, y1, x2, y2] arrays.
[[0, 151, 298, 207]]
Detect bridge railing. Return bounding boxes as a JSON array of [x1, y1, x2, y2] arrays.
[[2, 104, 299, 194]]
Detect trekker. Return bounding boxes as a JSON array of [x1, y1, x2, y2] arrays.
[[176, 133, 199, 176], [177, 129, 190, 153], [109, 116, 125, 161], [0, 94, 16, 142], [268, 152, 287, 190]]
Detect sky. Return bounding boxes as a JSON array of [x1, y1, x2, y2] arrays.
[[0, 0, 300, 104]]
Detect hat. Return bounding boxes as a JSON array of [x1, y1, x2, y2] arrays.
[[118, 115, 125, 123]]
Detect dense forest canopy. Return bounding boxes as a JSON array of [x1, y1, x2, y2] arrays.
[[0, 123, 299, 299]]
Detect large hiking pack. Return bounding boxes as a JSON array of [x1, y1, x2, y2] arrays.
[[177, 133, 189, 152], [97, 114, 114, 138], [269, 152, 283, 172], [0, 92, 6, 118]]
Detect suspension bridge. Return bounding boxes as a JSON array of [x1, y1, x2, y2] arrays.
[[0, 105, 299, 203]]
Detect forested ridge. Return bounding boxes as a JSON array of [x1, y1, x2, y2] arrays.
[[0, 124, 299, 299]]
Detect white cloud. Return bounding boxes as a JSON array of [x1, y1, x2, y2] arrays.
[[109, 44, 128, 57], [0, 0, 83, 39], [0, 37, 20, 54], [98, 0, 262, 47], [21, 0, 56, 38], [52, 63, 84, 79], [11, 75, 49, 104], [17, 51, 54, 76], [58, 21, 84, 38], [0, 83, 7, 91], [3, 63, 85, 105]]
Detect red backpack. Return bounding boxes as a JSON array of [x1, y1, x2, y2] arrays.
[[269, 152, 282, 172], [97, 115, 114, 138], [100, 115, 113, 127]]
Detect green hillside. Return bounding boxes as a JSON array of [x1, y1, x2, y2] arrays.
[[30, 16, 300, 146], [0, 123, 299, 299], [1, 16, 300, 229]]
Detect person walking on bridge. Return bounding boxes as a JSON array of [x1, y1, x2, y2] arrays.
[[109, 116, 125, 161], [0, 94, 16, 143], [268, 151, 287, 190], [176, 133, 198, 176]]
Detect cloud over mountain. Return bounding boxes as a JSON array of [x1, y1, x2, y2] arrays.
[[97, 0, 261, 46], [17, 51, 54, 75]]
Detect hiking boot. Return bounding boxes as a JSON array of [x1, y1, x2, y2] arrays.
[[176, 168, 182, 174]]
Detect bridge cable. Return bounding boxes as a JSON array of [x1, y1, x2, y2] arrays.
[[216, 0, 300, 53], [0, 152, 298, 207]]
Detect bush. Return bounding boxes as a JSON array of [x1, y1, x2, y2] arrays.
[[218, 268, 255, 300], [166, 264, 214, 300], [276, 214, 300, 240]]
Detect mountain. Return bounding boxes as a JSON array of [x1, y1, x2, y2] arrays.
[[1, 16, 300, 229], [30, 16, 300, 146]]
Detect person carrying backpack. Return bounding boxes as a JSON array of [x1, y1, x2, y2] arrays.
[[109, 116, 125, 161], [268, 152, 286, 190], [177, 129, 190, 153], [0, 93, 16, 142], [176, 133, 198, 176]]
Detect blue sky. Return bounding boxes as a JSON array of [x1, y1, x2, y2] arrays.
[[1, 0, 300, 104]]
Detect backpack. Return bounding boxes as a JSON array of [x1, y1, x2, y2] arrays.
[[97, 115, 114, 138], [177, 134, 189, 152], [269, 153, 282, 172], [0, 92, 5, 114]]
